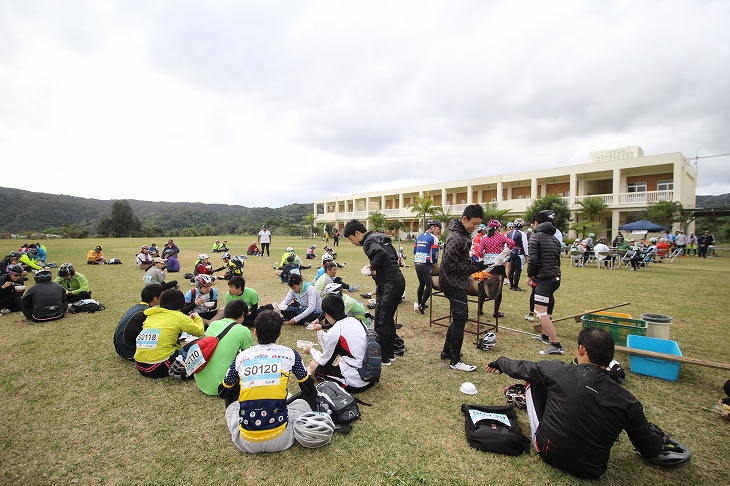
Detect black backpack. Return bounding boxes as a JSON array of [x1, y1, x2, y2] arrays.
[[316, 381, 360, 425], [461, 403, 530, 456], [69, 299, 105, 314], [357, 321, 382, 383]]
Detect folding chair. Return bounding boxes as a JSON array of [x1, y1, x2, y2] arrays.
[[622, 250, 636, 269], [570, 249, 584, 267], [655, 247, 669, 263], [637, 251, 654, 271], [596, 251, 613, 270], [666, 248, 682, 263]]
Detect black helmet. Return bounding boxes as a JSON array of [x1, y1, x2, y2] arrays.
[[9, 251, 22, 259], [427, 220, 442, 228], [636, 423, 692, 468], [34, 269, 53, 282], [58, 263, 75, 277]]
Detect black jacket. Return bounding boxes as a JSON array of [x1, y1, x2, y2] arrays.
[[362, 232, 404, 287], [526, 222, 561, 279], [439, 219, 481, 292], [496, 357, 663, 479]]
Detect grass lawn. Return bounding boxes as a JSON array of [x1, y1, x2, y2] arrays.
[[1, 236, 728, 485]]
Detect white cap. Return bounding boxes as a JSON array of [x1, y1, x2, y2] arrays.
[[460, 382, 478, 395]]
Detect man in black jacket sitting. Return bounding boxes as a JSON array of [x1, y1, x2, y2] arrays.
[[486, 327, 668, 479]]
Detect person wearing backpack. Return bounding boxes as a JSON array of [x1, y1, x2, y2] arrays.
[[218, 309, 317, 453], [134, 289, 204, 379], [302, 295, 374, 393], [194, 300, 254, 396]]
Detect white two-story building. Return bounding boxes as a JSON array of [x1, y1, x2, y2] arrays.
[[313, 146, 696, 240]]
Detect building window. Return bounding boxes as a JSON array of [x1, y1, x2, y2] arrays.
[[657, 180, 673, 191], [627, 182, 647, 193]]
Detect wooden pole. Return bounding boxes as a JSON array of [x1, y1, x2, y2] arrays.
[[533, 302, 631, 332], [615, 345, 730, 371]]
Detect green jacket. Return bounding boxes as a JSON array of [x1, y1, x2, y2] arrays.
[[55, 273, 89, 295]]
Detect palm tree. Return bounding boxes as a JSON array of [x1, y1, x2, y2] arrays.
[[408, 196, 442, 231], [302, 214, 316, 238], [367, 211, 387, 231], [577, 196, 608, 223]]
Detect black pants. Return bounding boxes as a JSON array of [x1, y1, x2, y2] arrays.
[[442, 288, 468, 365], [0, 292, 22, 312], [261, 243, 270, 257], [67, 291, 93, 303], [374, 277, 405, 361], [508, 254, 523, 289], [415, 263, 433, 307]]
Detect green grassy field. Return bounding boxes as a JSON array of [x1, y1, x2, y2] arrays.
[[1, 236, 728, 485]]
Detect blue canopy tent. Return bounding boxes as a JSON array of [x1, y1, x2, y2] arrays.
[[618, 220, 668, 232]]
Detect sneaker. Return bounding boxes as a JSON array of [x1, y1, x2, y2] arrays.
[[533, 333, 550, 344], [0, 308, 10, 315], [493, 311, 504, 318], [524, 313, 535, 322], [382, 359, 393, 366], [413, 302, 419, 311], [360, 293, 372, 299], [394, 347, 406, 356], [450, 361, 477, 372], [540, 345, 565, 355], [418, 305, 424, 314], [513, 287, 525, 292]]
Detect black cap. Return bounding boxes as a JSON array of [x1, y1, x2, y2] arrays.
[[534, 210, 555, 224]]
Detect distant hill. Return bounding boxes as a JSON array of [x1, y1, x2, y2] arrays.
[[696, 194, 730, 208], [0, 187, 313, 236]]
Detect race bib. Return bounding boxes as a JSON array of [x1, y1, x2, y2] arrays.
[[469, 409, 512, 427], [136, 329, 161, 349], [483, 253, 499, 264], [414, 252, 428, 264], [240, 357, 281, 388], [183, 343, 206, 374]]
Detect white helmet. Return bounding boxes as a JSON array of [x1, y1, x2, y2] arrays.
[[322, 254, 334, 262], [221, 252, 231, 259], [506, 222, 515, 228], [198, 253, 210, 260], [324, 283, 343, 295], [292, 412, 335, 448], [286, 247, 294, 252], [476, 332, 496, 351], [194, 274, 213, 287]]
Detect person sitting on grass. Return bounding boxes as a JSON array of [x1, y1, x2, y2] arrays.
[[278, 273, 322, 326], [143, 257, 178, 290], [306, 245, 317, 259], [213, 253, 244, 280], [218, 309, 317, 454], [1, 252, 27, 279], [194, 300, 254, 396], [246, 241, 261, 256], [314, 261, 359, 295], [162, 249, 180, 272], [21, 269, 67, 323], [182, 274, 219, 321], [87, 246, 106, 265], [148, 243, 160, 257], [136, 246, 154, 270], [55, 263, 92, 303], [20, 247, 44, 271], [114, 283, 164, 360], [301, 294, 374, 393], [134, 288, 204, 379], [212, 240, 229, 253], [194, 254, 214, 278], [308, 283, 370, 331], [0, 264, 25, 314], [277, 255, 302, 284], [225, 276, 260, 321], [486, 327, 682, 480]]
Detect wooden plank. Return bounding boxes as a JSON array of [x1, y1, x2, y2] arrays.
[[615, 345, 730, 371], [533, 302, 632, 332]]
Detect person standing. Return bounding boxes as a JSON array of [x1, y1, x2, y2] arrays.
[[343, 219, 405, 366], [507, 218, 529, 291], [438, 204, 486, 372], [413, 220, 442, 314], [333, 229, 340, 247], [258, 224, 272, 259], [476, 219, 514, 318], [526, 210, 564, 355]]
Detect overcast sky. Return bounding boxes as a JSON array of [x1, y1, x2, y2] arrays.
[[2, 0, 729, 208]]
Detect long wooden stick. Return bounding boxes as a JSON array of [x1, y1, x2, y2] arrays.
[[553, 302, 632, 323], [533, 302, 631, 333], [615, 345, 730, 371]]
